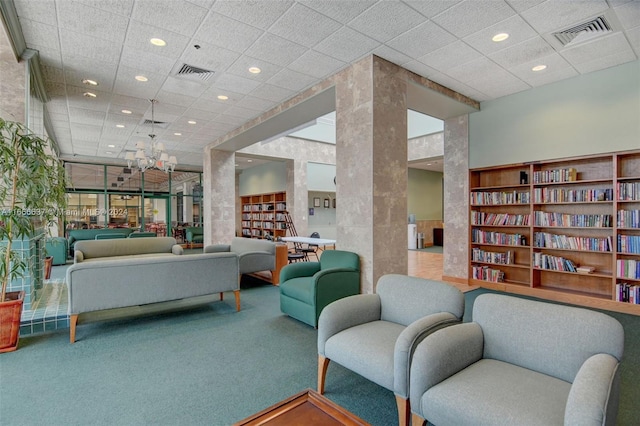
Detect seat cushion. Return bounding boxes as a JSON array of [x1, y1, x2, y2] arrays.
[[421, 359, 571, 426], [279, 277, 315, 304], [324, 320, 404, 391]]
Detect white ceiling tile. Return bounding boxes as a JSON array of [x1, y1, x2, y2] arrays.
[[507, 52, 575, 81], [41, 65, 65, 83], [269, 3, 342, 48], [561, 32, 633, 65], [131, 0, 208, 37], [72, 0, 135, 16], [113, 64, 165, 95], [70, 123, 102, 142], [568, 46, 637, 74], [180, 41, 240, 75], [402, 0, 463, 18], [125, 20, 191, 59], [224, 106, 260, 121], [488, 36, 556, 68], [46, 99, 69, 115], [614, 1, 640, 30], [19, 19, 61, 50], [190, 97, 232, 113], [314, 26, 380, 62], [56, 1, 128, 44], [446, 56, 508, 83], [288, 50, 347, 79], [504, 0, 546, 13], [211, 73, 262, 95], [225, 56, 284, 82], [194, 13, 263, 53], [387, 21, 457, 58], [347, 1, 427, 43], [161, 76, 210, 98], [424, 70, 488, 101], [68, 107, 106, 126], [64, 68, 116, 92], [182, 108, 216, 121], [154, 91, 197, 108], [120, 46, 178, 76], [110, 94, 153, 111], [235, 96, 277, 112], [300, 0, 376, 24], [244, 33, 308, 67], [371, 45, 413, 66], [402, 60, 439, 79], [463, 15, 539, 55], [513, 63, 579, 88], [419, 40, 483, 73], [14, 0, 58, 26], [211, 0, 294, 30], [59, 28, 122, 63], [267, 69, 316, 92], [626, 26, 640, 55], [432, 0, 516, 38], [520, 0, 610, 34], [249, 84, 296, 103], [200, 87, 245, 102]]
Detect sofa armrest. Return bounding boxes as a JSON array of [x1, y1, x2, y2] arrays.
[[410, 322, 484, 412], [565, 353, 621, 426], [238, 251, 275, 274], [280, 262, 321, 282], [172, 245, 184, 255], [204, 244, 230, 253], [74, 250, 84, 263], [317, 294, 381, 355]]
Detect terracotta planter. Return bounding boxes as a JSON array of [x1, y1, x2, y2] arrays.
[[0, 291, 25, 353], [44, 256, 54, 280]]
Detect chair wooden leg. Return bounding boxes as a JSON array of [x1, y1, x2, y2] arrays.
[[396, 395, 410, 426], [70, 314, 78, 344], [411, 413, 426, 426], [219, 292, 224, 301], [318, 355, 330, 394], [234, 290, 241, 312]]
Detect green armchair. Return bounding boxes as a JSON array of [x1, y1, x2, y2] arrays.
[[185, 226, 203, 248], [279, 250, 360, 327]]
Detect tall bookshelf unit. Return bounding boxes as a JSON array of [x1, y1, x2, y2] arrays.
[[240, 192, 287, 239], [469, 150, 640, 315]]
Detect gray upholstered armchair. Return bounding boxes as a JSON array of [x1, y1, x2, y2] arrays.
[[410, 293, 625, 426], [317, 274, 465, 426]]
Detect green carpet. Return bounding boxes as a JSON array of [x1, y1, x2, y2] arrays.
[[1, 281, 637, 425]]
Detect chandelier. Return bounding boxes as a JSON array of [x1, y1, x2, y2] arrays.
[[125, 99, 177, 173]]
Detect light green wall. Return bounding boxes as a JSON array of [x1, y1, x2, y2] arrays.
[[238, 161, 286, 195], [469, 60, 640, 168], [408, 168, 443, 220], [308, 162, 336, 191]]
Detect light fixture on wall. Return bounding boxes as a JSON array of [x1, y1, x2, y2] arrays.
[[125, 99, 177, 173]]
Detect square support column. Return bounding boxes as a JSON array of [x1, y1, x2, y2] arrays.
[[203, 148, 236, 245], [335, 56, 408, 294]]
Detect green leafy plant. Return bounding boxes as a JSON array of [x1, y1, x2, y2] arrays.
[[0, 117, 67, 302]]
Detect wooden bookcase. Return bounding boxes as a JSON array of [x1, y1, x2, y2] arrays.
[[469, 150, 640, 315], [240, 191, 287, 239]]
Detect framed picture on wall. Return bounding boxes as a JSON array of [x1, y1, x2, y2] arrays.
[[313, 197, 321, 207], [324, 198, 330, 208]]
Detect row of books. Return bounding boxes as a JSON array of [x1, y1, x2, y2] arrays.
[[532, 252, 577, 272], [532, 187, 613, 203], [616, 283, 640, 304], [533, 167, 578, 183], [617, 209, 640, 228], [472, 229, 527, 246], [471, 266, 504, 282], [471, 212, 531, 226], [241, 202, 287, 212], [533, 232, 612, 252], [470, 191, 530, 205], [534, 211, 613, 228], [617, 259, 640, 280], [618, 235, 640, 254], [248, 221, 287, 230], [471, 248, 514, 265], [617, 182, 640, 201]]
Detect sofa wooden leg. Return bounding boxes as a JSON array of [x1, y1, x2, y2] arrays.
[[70, 314, 78, 343], [411, 413, 426, 426], [318, 355, 330, 394], [234, 290, 241, 311], [396, 395, 410, 426], [219, 292, 224, 301]]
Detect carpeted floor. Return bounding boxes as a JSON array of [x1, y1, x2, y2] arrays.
[[2, 278, 638, 425]]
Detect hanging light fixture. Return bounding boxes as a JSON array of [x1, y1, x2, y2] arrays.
[[125, 99, 177, 173]]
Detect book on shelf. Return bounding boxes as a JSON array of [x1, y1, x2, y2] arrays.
[[616, 282, 640, 304], [576, 266, 595, 274]]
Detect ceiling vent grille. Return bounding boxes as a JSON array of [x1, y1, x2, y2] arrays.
[[140, 119, 170, 129], [174, 63, 216, 82], [553, 16, 613, 47]]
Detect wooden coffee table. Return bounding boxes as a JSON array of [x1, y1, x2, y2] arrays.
[[233, 389, 370, 426]]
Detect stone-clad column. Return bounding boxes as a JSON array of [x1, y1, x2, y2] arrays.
[[286, 158, 308, 238], [203, 148, 236, 245], [335, 56, 408, 294]]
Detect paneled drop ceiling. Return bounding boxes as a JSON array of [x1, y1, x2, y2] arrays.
[[3, 0, 638, 170]]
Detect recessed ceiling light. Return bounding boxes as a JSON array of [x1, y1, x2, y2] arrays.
[[121, 109, 132, 114], [135, 75, 148, 82], [107, 144, 116, 148], [248, 67, 261, 74], [532, 64, 547, 72], [217, 95, 228, 100], [174, 132, 182, 136], [82, 79, 98, 86], [187, 120, 196, 124], [116, 124, 125, 128], [105, 151, 113, 155], [247, 159, 253, 162], [83, 92, 96, 98], [150, 38, 166, 47], [492, 33, 509, 42]]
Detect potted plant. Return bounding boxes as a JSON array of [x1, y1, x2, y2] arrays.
[[0, 117, 67, 352]]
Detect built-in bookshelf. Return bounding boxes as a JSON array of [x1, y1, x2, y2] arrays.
[[469, 150, 640, 315], [240, 192, 287, 239]]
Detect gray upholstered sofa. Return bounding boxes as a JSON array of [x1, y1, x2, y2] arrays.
[[66, 237, 240, 343], [67, 227, 135, 254], [205, 237, 278, 280], [410, 293, 625, 426]]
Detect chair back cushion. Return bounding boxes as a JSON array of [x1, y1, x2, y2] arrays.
[[473, 293, 624, 383], [376, 274, 464, 326], [319, 250, 359, 271]]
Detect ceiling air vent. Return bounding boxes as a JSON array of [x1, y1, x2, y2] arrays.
[[553, 16, 613, 47], [174, 63, 215, 83], [140, 119, 170, 129]]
